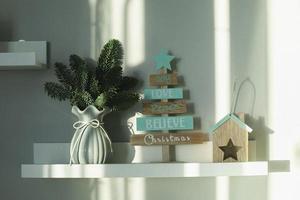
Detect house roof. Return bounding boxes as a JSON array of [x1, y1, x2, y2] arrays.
[[208, 113, 253, 133]]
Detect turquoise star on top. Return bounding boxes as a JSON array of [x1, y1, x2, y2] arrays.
[[154, 50, 175, 70]]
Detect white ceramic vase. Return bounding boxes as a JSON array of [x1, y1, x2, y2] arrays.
[[70, 105, 112, 164]]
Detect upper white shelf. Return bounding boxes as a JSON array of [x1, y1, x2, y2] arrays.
[[0, 41, 47, 70], [21, 161, 289, 178]]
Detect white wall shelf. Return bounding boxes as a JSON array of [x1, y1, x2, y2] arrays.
[[0, 41, 47, 69], [32, 142, 256, 164], [22, 143, 290, 178], [21, 161, 289, 178]]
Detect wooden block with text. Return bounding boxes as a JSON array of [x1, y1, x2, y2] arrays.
[[136, 116, 194, 131], [149, 73, 178, 86], [143, 100, 187, 115], [144, 88, 183, 100], [130, 132, 208, 146]]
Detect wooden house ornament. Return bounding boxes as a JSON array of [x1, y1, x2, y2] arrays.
[[209, 114, 253, 162]]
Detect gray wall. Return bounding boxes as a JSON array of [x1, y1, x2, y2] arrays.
[[0, 0, 270, 200]]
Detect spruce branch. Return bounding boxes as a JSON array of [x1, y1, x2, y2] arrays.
[[98, 39, 123, 71], [106, 91, 140, 111], [44, 82, 70, 101], [44, 39, 140, 112], [69, 54, 85, 72], [103, 66, 123, 88], [118, 76, 138, 91], [94, 93, 107, 109], [70, 90, 93, 110], [87, 76, 101, 99], [74, 69, 88, 91], [69, 55, 89, 91], [54, 62, 74, 89]]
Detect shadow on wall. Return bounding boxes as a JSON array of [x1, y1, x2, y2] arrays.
[[0, 20, 12, 53], [228, 0, 269, 200], [246, 115, 273, 161], [228, 114, 270, 200], [0, 20, 13, 41], [0, 0, 94, 200]]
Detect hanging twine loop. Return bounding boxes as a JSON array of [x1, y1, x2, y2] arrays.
[[230, 77, 256, 116], [69, 119, 112, 165]]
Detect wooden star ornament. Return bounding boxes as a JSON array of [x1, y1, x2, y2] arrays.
[[219, 138, 242, 161], [154, 50, 175, 70]]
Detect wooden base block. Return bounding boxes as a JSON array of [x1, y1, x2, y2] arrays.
[[162, 145, 175, 162]]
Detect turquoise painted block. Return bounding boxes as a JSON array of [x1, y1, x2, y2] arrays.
[[137, 116, 194, 131], [144, 88, 183, 100]]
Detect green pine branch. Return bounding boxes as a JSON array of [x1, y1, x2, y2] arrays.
[[97, 39, 123, 71], [118, 76, 138, 91], [44, 82, 71, 101], [69, 54, 85, 73], [69, 55, 88, 91], [44, 39, 140, 112], [103, 66, 123, 88], [54, 62, 74, 89], [70, 90, 93, 110], [106, 91, 140, 111], [94, 93, 107, 110], [87, 76, 101, 99]]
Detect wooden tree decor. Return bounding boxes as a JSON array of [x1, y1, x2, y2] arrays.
[[131, 50, 209, 162]]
